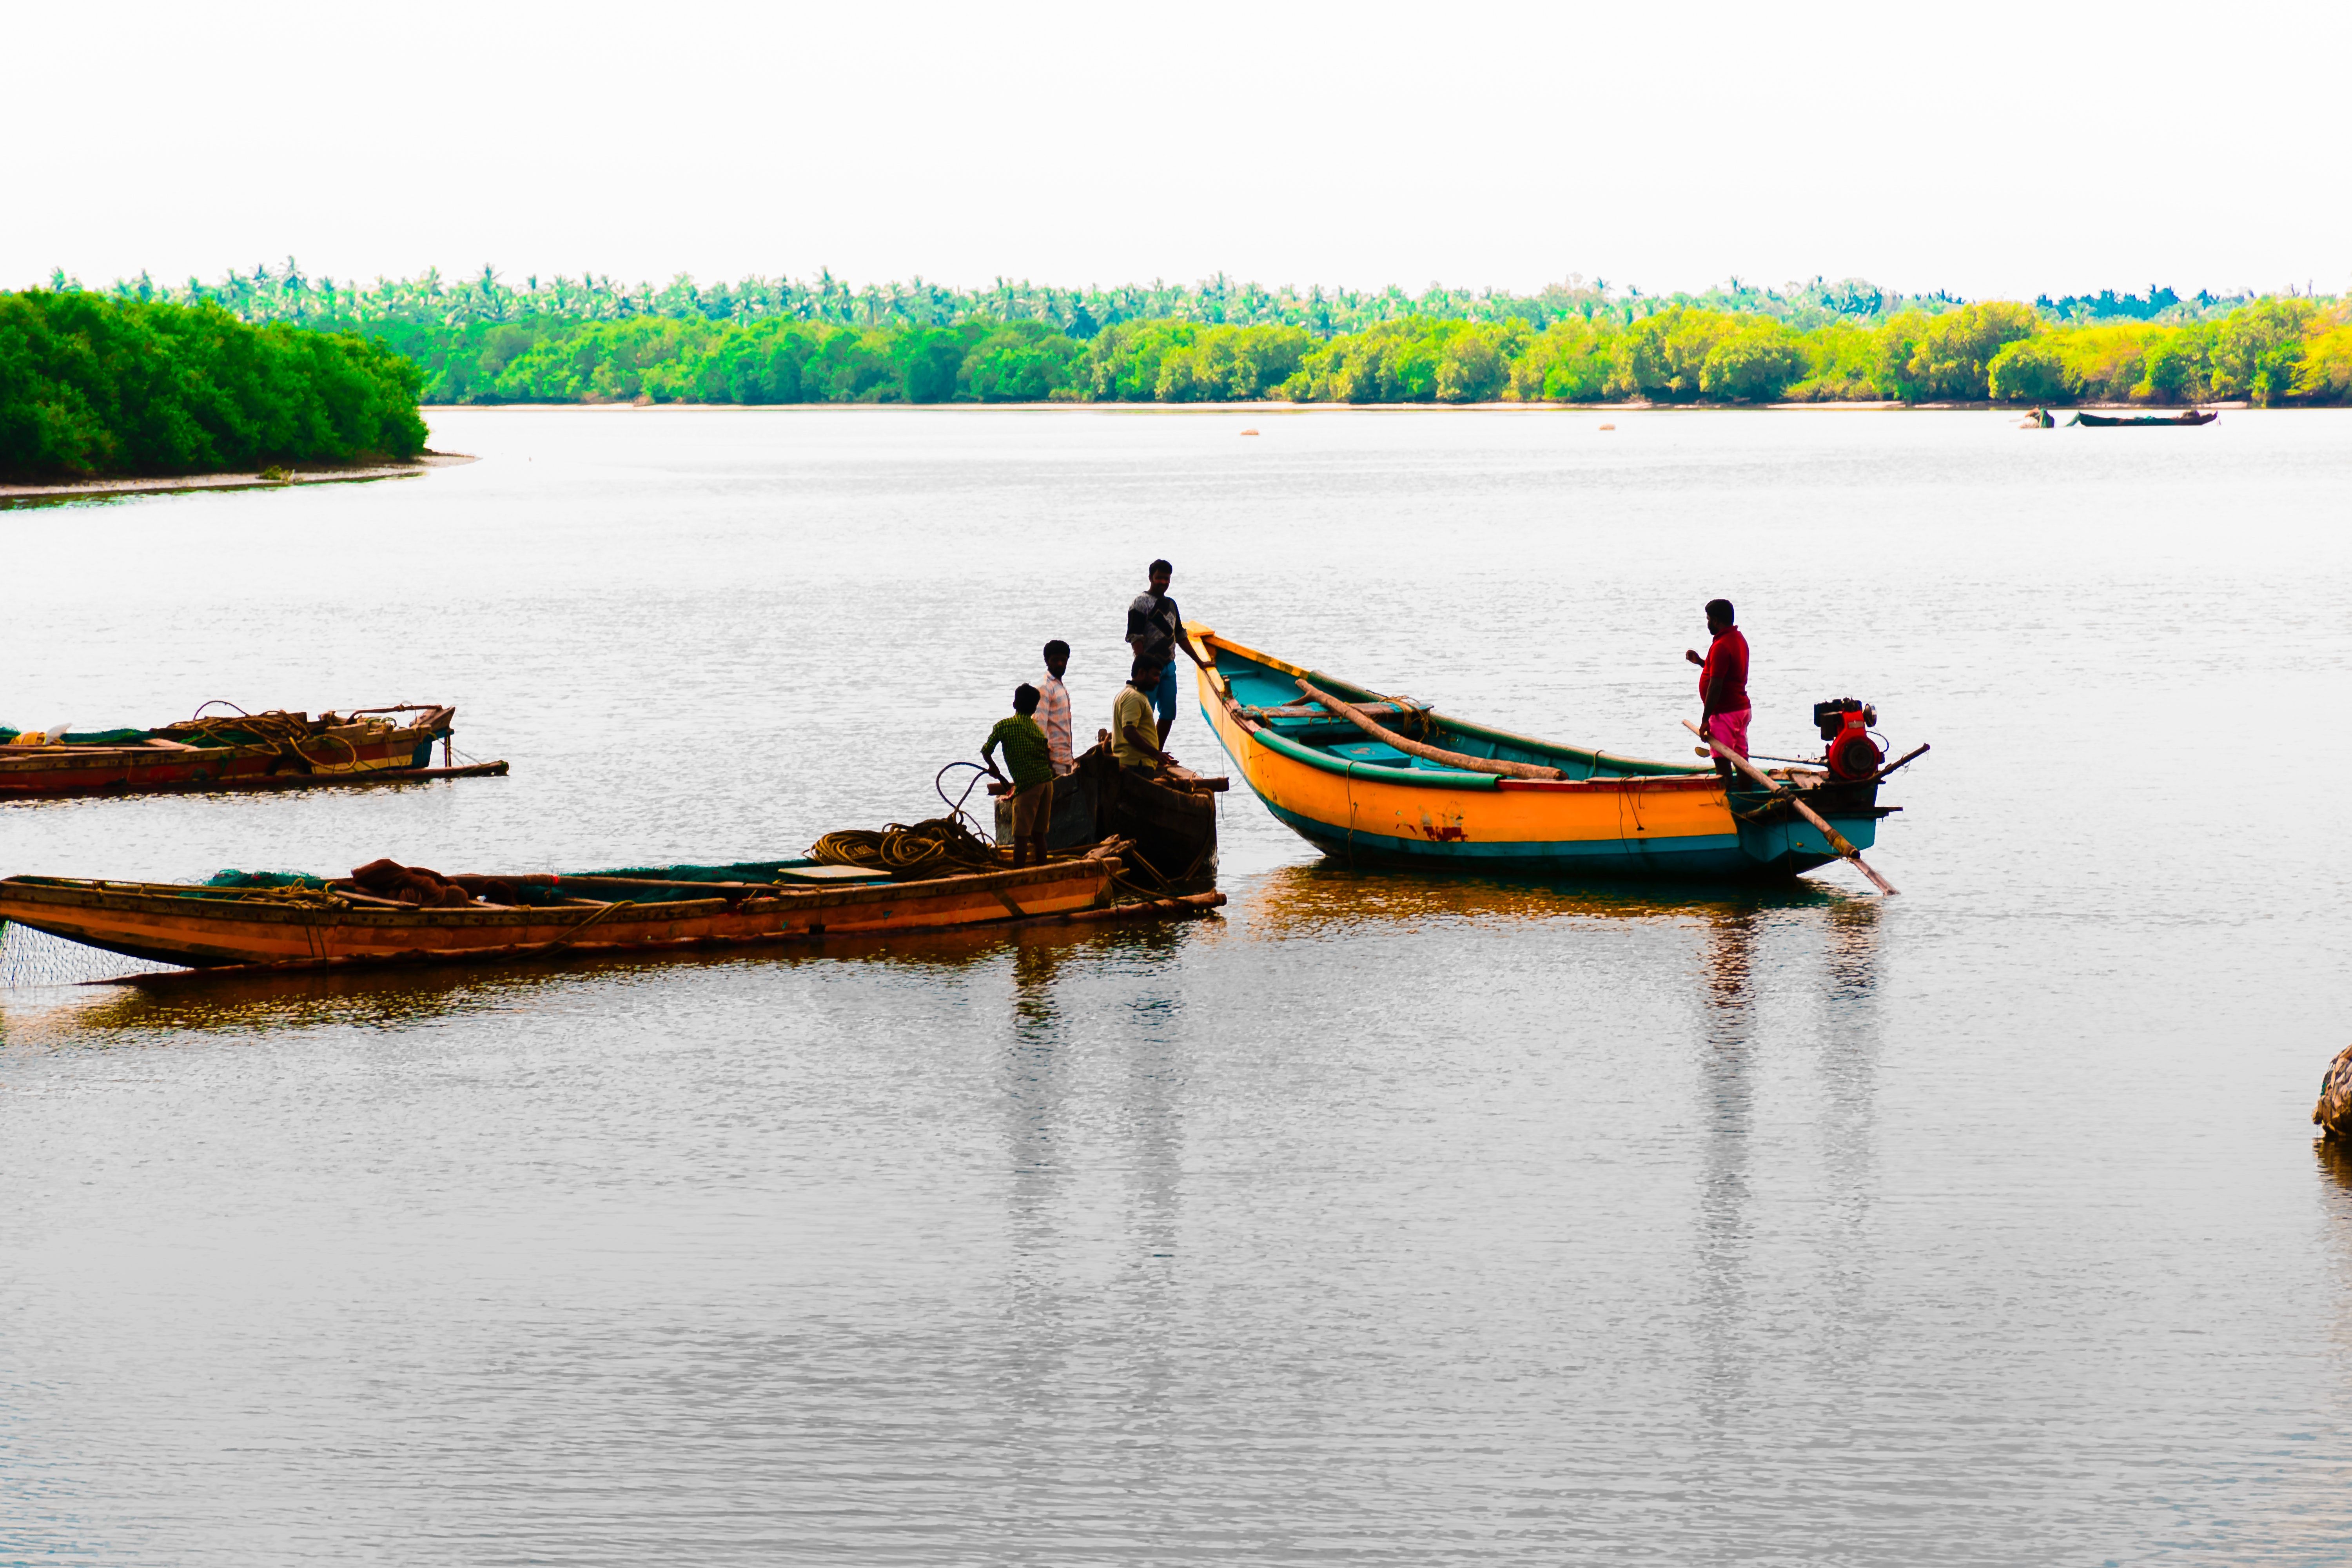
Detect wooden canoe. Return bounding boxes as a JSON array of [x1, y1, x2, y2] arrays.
[[0, 704, 477, 800], [1187, 625, 1903, 880], [0, 850, 1223, 976], [2069, 409, 2217, 427]]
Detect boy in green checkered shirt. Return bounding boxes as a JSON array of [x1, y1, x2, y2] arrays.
[[983, 683, 1056, 867]]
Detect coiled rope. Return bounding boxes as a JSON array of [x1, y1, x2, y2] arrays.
[[809, 817, 1004, 878], [177, 703, 366, 769]]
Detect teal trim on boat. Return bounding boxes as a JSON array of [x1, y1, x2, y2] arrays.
[[1244, 722, 1502, 791]]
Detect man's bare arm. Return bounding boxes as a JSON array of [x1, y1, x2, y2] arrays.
[[1122, 723, 1174, 766]]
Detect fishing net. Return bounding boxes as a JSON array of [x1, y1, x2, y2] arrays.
[[0, 920, 180, 987], [0, 726, 150, 746], [205, 870, 332, 890]]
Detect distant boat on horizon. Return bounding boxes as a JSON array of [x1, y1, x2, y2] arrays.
[[2068, 408, 2217, 427]]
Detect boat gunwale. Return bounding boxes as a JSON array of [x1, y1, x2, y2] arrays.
[[0, 856, 1119, 928], [0, 711, 448, 762]]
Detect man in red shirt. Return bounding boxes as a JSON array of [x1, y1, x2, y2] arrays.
[[1684, 598, 1750, 776]]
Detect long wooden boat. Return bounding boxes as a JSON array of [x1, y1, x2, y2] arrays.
[[0, 704, 485, 800], [2070, 409, 2216, 427], [993, 743, 1224, 883], [1187, 626, 1906, 880], [0, 847, 1223, 977]]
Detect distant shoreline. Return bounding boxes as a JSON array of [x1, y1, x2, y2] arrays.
[[416, 400, 2261, 414], [0, 452, 476, 506]]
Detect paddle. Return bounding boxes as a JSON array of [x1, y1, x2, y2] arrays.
[[1684, 720, 1899, 896], [1298, 679, 1564, 780]]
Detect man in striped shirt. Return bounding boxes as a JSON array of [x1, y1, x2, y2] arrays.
[[1038, 640, 1074, 775]]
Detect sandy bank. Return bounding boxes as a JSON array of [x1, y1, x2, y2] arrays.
[[0, 452, 478, 506]]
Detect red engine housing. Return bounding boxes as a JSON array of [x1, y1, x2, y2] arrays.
[[1813, 699, 1885, 782]]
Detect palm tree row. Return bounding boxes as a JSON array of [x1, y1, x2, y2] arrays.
[[56, 261, 2013, 337], [47, 261, 2281, 338]]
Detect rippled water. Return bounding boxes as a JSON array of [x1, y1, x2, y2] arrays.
[[5, 407, 2352, 1564]]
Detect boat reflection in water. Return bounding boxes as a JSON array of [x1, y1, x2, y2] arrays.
[[1681, 887, 1884, 1414], [2319, 1136, 2352, 1196], [1233, 859, 1879, 947], [1230, 861, 1890, 1436]]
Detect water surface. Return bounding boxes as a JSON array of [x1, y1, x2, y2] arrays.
[[5, 406, 2351, 1564]]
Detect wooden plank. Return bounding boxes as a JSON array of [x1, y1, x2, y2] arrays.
[[1161, 766, 1230, 792], [1243, 700, 1423, 720], [1495, 774, 1725, 793], [769, 865, 895, 884], [0, 760, 507, 799], [1296, 679, 1564, 781]]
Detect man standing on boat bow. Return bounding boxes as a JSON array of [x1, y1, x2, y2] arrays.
[[1127, 559, 1205, 746], [1685, 598, 1750, 776]]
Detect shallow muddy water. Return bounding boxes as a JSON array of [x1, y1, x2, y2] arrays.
[[5, 405, 2352, 1564]]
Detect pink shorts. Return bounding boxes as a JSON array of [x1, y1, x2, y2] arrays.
[[1704, 707, 1751, 759]]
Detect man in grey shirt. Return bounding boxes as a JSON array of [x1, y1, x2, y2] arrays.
[[1125, 559, 1203, 746]]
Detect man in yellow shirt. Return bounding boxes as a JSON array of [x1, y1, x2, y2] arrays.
[[1112, 656, 1176, 773]]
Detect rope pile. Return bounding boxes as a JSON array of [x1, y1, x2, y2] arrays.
[[809, 817, 1003, 877], [170, 709, 366, 769]]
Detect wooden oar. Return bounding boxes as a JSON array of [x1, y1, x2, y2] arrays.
[[1297, 679, 1564, 780], [1866, 742, 1931, 784], [1684, 720, 1899, 895]]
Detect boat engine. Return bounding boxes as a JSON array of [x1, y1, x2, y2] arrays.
[[1813, 699, 1884, 782]]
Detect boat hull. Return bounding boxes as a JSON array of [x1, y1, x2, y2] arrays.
[[995, 746, 1218, 883], [0, 707, 457, 800], [1189, 630, 1889, 882], [2071, 410, 2216, 427], [0, 859, 1214, 974]]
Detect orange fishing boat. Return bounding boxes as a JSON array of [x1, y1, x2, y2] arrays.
[[0, 842, 1222, 978]]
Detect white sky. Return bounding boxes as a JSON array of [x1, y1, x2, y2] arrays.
[[6, 0, 2346, 303]]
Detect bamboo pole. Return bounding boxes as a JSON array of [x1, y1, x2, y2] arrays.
[[1867, 742, 1932, 783], [1684, 720, 1899, 895], [1297, 680, 1564, 780]]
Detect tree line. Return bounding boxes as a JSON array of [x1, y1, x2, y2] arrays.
[[8, 288, 2347, 481], [365, 298, 2352, 408], [66, 260, 2021, 336], [0, 292, 427, 481]]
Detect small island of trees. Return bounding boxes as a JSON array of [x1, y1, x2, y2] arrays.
[[0, 289, 426, 483]]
